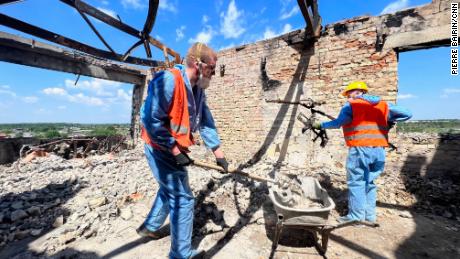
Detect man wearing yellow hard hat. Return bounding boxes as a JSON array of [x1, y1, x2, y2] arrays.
[[313, 81, 412, 223]]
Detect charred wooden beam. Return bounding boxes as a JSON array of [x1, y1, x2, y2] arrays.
[[0, 0, 23, 5], [297, 0, 322, 38], [0, 13, 162, 67], [74, 0, 117, 55], [0, 31, 146, 85], [60, 0, 180, 62]]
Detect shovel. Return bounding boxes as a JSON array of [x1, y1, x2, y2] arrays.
[[192, 160, 277, 184]]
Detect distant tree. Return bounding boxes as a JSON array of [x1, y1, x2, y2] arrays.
[[44, 130, 61, 139], [91, 126, 118, 136]]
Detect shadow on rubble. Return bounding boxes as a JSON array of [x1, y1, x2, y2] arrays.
[[395, 133, 460, 259], [0, 179, 83, 258]]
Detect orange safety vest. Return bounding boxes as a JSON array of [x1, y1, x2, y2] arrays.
[[141, 68, 194, 150], [342, 98, 389, 147]]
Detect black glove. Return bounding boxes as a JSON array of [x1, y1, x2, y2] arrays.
[[216, 157, 229, 173], [388, 121, 396, 130], [174, 152, 193, 166]]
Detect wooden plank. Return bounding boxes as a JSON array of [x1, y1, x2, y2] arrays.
[[0, 31, 146, 85], [0, 13, 163, 67]]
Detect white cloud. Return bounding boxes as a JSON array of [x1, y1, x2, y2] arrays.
[[261, 24, 293, 40], [159, 0, 177, 13], [176, 25, 186, 41], [215, 0, 224, 12], [22, 96, 38, 103], [280, 6, 299, 20], [43, 87, 67, 96], [68, 93, 105, 106], [220, 0, 245, 39], [202, 15, 209, 24], [263, 28, 277, 40], [440, 88, 460, 98], [0, 85, 10, 89], [155, 34, 163, 41], [443, 88, 460, 94], [398, 93, 417, 99], [121, 0, 145, 9], [43, 78, 131, 107], [101, 0, 109, 5], [97, 7, 117, 18], [381, 0, 410, 14], [116, 89, 131, 102], [281, 23, 293, 34], [65, 78, 121, 97], [189, 26, 214, 44], [0, 89, 16, 98]]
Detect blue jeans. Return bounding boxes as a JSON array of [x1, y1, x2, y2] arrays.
[[143, 145, 195, 259], [346, 146, 385, 222]]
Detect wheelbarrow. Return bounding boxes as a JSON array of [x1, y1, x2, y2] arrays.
[[268, 176, 378, 256]]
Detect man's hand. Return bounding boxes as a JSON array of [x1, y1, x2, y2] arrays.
[[312, 122, 322, 130], [212, 147, 228, 173], [216, 157, 229, 173], [388, 121, 396, 130], [174, 152, 193, 166]]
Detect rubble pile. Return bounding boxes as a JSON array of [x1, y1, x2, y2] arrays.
[[0, 148, 270, 257], [1, 145, 458, 257]]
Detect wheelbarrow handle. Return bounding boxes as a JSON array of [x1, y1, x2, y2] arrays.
[[325, 220, 380, 231], [192, 160, 277, 184]]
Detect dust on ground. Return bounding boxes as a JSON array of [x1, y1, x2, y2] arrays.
[[0, 147, 459, 258]]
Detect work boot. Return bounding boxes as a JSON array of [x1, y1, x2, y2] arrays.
[[189, 249, 206, 259], [337, 216, 359, 224], [136, 224, 161, 239]]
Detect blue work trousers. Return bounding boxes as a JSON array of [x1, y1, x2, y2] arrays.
[[346, 146, 385, 222], [143, 145, 195, 259]]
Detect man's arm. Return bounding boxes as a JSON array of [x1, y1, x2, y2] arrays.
[[320, 103, 353, 129], [199, 101, 229, 171], [199, 101, 222, 152], [141, 71, 176, 150], [388, 103, 412, 122]]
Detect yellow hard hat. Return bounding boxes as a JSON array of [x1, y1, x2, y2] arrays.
[[342, 81, 368, 96]]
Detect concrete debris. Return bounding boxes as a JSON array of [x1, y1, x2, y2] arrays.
[[0, 144, 458, 257], [399, 211, 413, 219]]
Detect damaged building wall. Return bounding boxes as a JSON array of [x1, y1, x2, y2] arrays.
[[130, 0, 456, 177], [198, 0, 454, 172]]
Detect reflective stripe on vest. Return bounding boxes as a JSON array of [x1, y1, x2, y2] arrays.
[[170, 122, 189, 135], [344, 134, 388, 141], [342, 98, 389, 147], [343, 125, 389, 133], [141, 68, 194, 150]]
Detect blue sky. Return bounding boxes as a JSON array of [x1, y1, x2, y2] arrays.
[[0, 0, 458, 123]]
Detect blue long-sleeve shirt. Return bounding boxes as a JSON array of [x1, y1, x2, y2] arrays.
[[321, 95, 412, 129], [140, 64, 221, 150]]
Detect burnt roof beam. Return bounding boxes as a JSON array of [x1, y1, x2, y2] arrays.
[[0, 13, 163, 67], [60, 0, 180, 63], [0, 0, 24, 5], [297, 0, 322, 38], [0, 31, 146, 85]]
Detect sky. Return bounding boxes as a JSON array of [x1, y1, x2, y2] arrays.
[[0, 0, 458, 123]]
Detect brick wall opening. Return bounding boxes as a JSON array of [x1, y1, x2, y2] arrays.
[[397, 47, 460, 134]]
